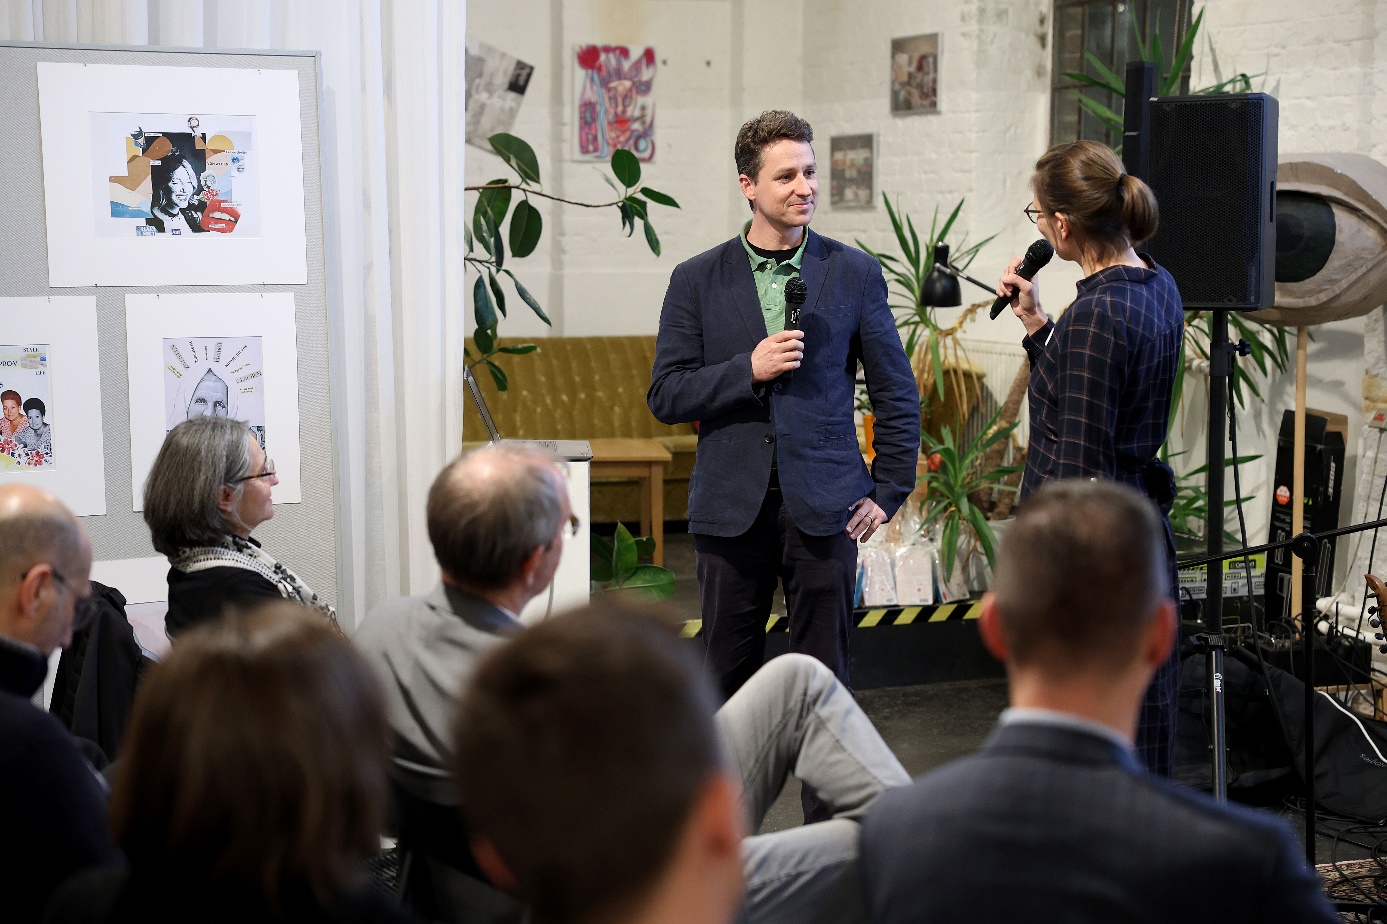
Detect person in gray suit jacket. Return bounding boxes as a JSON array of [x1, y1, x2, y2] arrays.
[[858, 479, 1338, 923], [649, 110, 920, 701], [357, 444, 910, 924]]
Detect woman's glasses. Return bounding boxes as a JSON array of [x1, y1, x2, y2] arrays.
[[231, 458, 276, 483], [1023, 204, 1043, 224]]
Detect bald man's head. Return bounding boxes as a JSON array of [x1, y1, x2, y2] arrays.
[[426, 446, 567, 589], [0, 484, 91, 653]]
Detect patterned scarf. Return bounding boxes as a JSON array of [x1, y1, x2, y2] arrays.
[[170, 535, 338, 628]]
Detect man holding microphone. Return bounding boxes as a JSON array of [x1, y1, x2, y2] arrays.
[[649, 110, 919, 700]]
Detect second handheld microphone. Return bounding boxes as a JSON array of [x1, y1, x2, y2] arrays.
[[989, 239, 1054, 320]]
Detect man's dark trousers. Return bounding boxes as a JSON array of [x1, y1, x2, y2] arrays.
[[695, 473, 856, 700]]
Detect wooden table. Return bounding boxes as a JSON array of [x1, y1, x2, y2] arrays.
[[588, 438, 673, 566]]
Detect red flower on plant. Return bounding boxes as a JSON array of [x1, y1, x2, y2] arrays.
[[577, 45, 601, 70], [0, 437, 16, 457], [26, 451, 45, 467]]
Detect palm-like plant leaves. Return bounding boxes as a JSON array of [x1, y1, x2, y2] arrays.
[[918, 412, 1022, 578]]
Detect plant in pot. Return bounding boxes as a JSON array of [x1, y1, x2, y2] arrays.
[[916, 411, 1022, 598], [590, 523, 676, 600]]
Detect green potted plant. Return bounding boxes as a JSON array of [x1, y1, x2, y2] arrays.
[[917, 411, 1022, 591], [590, 523, 676, 600]]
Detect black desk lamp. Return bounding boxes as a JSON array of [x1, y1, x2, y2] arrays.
[[920, 242, 997, 307]]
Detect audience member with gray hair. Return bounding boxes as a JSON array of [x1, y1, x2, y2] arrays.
[[359, 444, 909, 924], [0, 484, 115, 921], [356, 443, 572, 916], [143, 416, 336, 639], [358, 444, 571, 805]]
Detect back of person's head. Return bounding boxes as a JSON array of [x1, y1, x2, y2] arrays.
[[426, 444, 565, 588], [111, 602, 389, 909], [734, 109, 814, 182], [1032, 139, 1159, 259], [452, 601, 732, 924], [0, 485, 89, 653], [991, 479, 1167, 674], [143, 416, 254, 556]]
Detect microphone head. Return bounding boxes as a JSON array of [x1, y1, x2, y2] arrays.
[[785, 276, 808, 305], [1025, 238, 1054, 269]]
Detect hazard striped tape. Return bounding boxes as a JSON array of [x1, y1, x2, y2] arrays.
[[680, 601, 982, 639]]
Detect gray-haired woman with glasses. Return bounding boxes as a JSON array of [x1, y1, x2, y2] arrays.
[[143, 417, 335, 639]]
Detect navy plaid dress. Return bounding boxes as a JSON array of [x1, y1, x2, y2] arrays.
[[1020, 255, 1185, 776]]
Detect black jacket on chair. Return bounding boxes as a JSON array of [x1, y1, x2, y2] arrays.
[[859, 721, 1339, 924], [50, 582, 145, 764]]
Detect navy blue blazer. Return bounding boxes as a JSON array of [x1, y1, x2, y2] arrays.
[[859, 722, 1338, 924], [648, 231, 920, 537]]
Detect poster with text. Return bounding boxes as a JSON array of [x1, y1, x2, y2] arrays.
[[127, 294, 301, 511], [574, 44, 655, 162], [891, 34, 939, 115], [94, 113, 260, 239], [466, 38, 534, 149], [0, 345, 54, 470], [38, 63, 306, 286], [0, 298, 104, 515], [162, 336, 267, 451]]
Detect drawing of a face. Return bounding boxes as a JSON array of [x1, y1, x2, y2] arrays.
[[167, 162, 197, 209], [2, 398, 19, 423], [187, 369, 230, 419], [596, 78, 638, 149]]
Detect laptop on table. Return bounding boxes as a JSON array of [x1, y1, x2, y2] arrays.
[[463, 364, 592, 462]]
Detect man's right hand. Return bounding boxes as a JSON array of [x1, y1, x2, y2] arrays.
[[751, 330, 805, 383]]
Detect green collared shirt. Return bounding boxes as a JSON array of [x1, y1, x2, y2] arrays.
[[740, 221, 808, 336]]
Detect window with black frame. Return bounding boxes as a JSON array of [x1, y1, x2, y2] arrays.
[[1051, 0, 1192, 147]]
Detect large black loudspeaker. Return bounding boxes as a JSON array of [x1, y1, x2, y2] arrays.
[[1144, 94, 1279, 310]]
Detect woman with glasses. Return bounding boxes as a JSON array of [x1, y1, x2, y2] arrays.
[[143, 416, 336, 639], [995, 139, 1184, 779]]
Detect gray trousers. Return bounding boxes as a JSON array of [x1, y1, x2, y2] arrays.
[[716, 654, 910, 924]]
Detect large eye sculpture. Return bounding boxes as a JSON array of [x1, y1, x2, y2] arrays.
[[1254, 154, 1387, 326]]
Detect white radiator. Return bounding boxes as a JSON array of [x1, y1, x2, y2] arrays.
[[954, 337, 1030, 447]]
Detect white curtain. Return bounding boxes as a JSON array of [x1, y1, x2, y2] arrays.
[[1, 0, 467, 625]]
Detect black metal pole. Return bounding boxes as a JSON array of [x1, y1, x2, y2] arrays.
[[1291, 533, 1320, 866], [1204, 314, 1230, 801]]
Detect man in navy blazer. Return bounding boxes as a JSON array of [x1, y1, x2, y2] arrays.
[[858, 480, 1338, 923], [649, 110, 919, 698]]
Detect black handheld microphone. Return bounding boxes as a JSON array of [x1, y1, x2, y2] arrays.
[[779, 276, 808, 383], [989, 239, 1054, 320], [785, 276, 808, 328]]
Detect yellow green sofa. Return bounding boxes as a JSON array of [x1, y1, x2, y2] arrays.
[[462, 336, 697, 523]]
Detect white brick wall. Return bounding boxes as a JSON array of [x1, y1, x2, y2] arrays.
[[467, 0, 1386, 586]]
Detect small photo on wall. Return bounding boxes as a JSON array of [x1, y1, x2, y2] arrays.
[[830, 135, 875, 209], [0, 345, 55, 470], [93, 113, 259, 239], [162, 336, 267, 450], [891, 33, 939, 115]]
